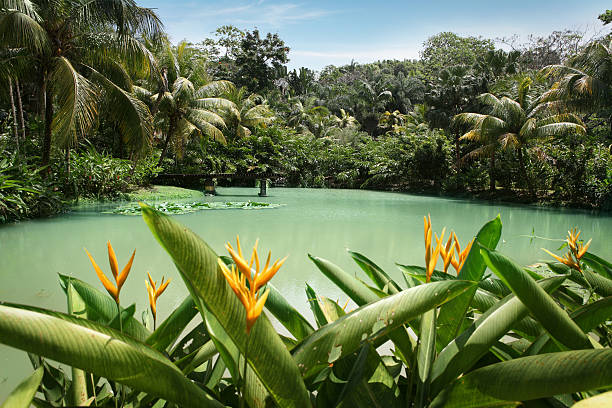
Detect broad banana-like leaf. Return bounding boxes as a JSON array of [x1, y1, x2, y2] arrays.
[[584, 270, 612, 297], [582, 252, 612, 279], [146, 296, 198, 351], [573, 391, 612, 407], [0, 367, 43, 408], [430, 276, 565, 395], [415, 309, 436, 406], [437, 216, 502, 349], [266, 283, 315, 340], [309, 255, 415, 362], [0, 305, 223, 408], [480, 247, 591, 350], [527, 296, 612, 355], [292, 280, 474, 378], [58, 274, 150, 341], [348, 250, 402, 294], [141, 205, 310, 408], [430, 349, 612, 407]]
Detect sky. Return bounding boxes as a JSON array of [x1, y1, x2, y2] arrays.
[[140, 0, 610, 70]]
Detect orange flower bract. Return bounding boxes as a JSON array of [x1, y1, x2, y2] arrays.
[[85, 241, 135, 304], [145, 272, 171, 322], [219, 236, 286, 333]]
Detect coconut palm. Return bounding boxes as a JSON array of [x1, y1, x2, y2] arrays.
[[222, 86, 274, 139], [0, 0, 163, 166], [136, 43, 237, 165], [454, 76, 586, 194], [541, 39, 612, 129]]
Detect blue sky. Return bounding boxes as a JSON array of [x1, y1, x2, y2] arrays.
[[140, 0, 610, 70]]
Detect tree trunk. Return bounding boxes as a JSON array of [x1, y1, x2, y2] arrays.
[[157, 117, 176, 167], [41, 81, 54, 169], [489, 151, 496, 192], [151, 68, 168, 116], [16, 79, 26, 141], [455, 133, 461, 166], [517, 148, 535, 198], [8, 79, 19, 156]]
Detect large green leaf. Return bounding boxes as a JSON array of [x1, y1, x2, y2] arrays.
[[480, 247, 591, 350], [0, 305, 222, 408], [430, 349, 612, 407], [415, 309, 436, 407], [348, 250, 402, 294], [436, 216, 502, 348], [141, 205, 310, 408], [309, 255, 416, 362], [430, 276, 565, 395], [582, 252, 612, 279], [58, 274, 150, 341], [0, 367, 43, 408], [266, 283, 315, 340], [527, 296, 612, 355], [292, 280, 474, 378], [584, 270, 612, 297], [309, 255, 376, 305], [146, 296, 198, 352]]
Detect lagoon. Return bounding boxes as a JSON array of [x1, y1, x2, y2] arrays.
[[1, 187, 611, 396]]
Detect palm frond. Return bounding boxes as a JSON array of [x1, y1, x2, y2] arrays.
[[453, 112, 487, 127], [194, 120, 226, 144], [51, 57, 99, 148], [0, 10, 49, 53], [193, 97, 239, 117], [172, 77, 194, 103], [196, 80, 235, 98], [186, 108, 226, 129], [536, 122, 586, 139], [0, 0, 40, 20], [79, 32, 158, 79], [498, 132, 519, 150], [87, 65, 153, 157]]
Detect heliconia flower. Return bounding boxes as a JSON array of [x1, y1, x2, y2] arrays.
[[543, 229, 592, 273], [424, 215, 445, 283], [219, 236, 286, 333], [437, 231, 455, 274], [145, 272, 171, 324], [543, 248, 580, 270], [85, 242, 135, 304], [450, 236, 474, 275]]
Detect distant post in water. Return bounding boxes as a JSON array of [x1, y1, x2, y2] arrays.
[[204, 178, 216, 195], [258, 179, 267, 197]]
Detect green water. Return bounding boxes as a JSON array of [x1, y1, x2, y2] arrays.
[[1, 187, 611, 396]]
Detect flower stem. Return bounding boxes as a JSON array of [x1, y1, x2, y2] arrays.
[[240, 335, 250, 408], [116, 301, 123, 333]]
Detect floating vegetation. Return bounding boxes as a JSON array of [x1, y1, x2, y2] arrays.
[[105, 201, 284, 215]]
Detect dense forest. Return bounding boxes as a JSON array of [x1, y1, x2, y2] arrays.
[[1, 1, 612, 222]]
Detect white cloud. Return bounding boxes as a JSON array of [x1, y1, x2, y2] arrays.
[[190, 1, 334, 27]]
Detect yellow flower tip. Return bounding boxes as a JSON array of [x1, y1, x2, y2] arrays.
[[86, 247, 119, 303], [578, 239, 592, 259], [117, 249, 135, 290], [107, 241, 119, 279]]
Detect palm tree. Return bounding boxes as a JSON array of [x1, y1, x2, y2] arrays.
[[541, 39, 612, 130], [0, 0, 163, 166], [454, 76, 586, 194], [332, 109, 359, 129], [136, 42, 236, 165], [222, 86, 274, 139]]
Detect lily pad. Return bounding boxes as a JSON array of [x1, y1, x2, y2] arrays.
[[104, 201, 284, 215]]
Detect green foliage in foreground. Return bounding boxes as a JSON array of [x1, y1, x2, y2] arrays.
[[1, 211, 611, 407], [106, 200, 284, 215]]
